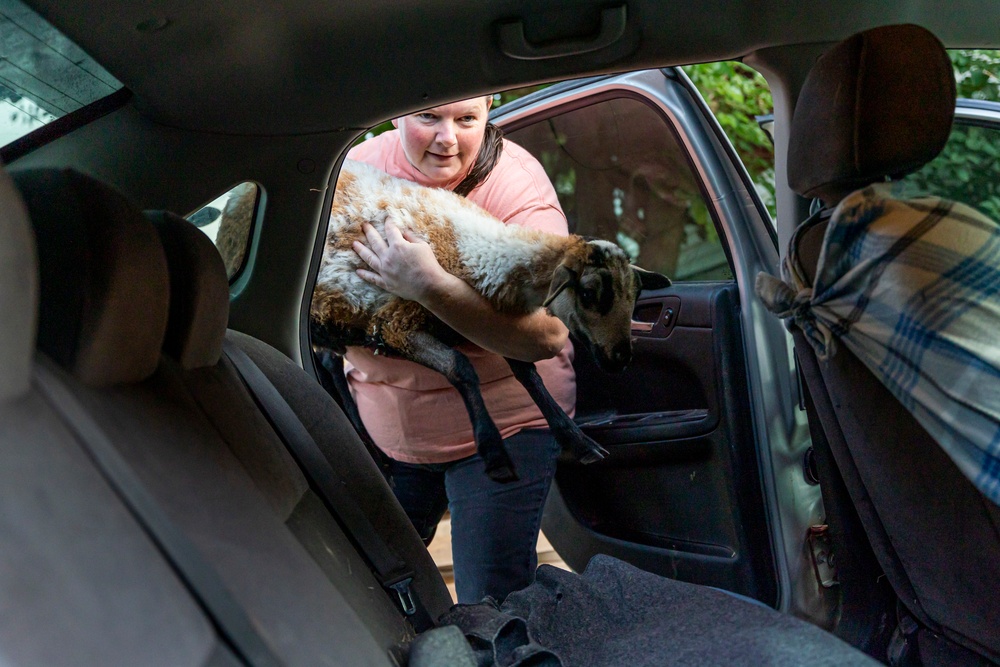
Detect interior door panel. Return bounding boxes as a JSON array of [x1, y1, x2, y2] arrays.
[[552, 283, 775, 603], [497, 71, 778, 606]]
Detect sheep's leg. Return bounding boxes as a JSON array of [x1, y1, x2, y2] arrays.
[[402, 331, 518, 483], [504, 358, 609, 465], [313, 347, 390, 476], [309, 318, 391, 474]]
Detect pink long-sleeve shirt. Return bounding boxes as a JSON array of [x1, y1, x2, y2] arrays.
[[344, 129, 577, 463]]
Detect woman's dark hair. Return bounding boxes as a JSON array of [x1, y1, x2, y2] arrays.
[[453, 122, 504, 197]]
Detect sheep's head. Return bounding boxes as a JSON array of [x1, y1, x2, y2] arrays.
[[543, 240, 671, 373]]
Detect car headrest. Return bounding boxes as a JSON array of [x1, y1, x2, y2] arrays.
[[788, 24, 956, 203], [12, 169, 169, 387], [146, 210, 230, 369], [0, 164, 38, 402]]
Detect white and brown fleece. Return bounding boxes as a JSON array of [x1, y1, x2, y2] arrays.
[[310, 159, 638, 356]]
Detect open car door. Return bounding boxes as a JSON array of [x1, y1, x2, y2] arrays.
[[493, 69, 816, 609]]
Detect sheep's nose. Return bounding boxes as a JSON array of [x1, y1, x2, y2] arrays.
[[608, 343, 632, 371]]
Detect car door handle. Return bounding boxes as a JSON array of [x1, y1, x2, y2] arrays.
[[630, 320, 653, 333], [631, 305, 676, 335], [498, 5, 627, 61]]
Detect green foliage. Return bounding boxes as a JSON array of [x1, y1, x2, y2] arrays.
[[682, 62, 776, 218], [682, 52, 1000, 222], [901, 124, 1000, 219], [354, 119, 394, 145], [900, 51, 1000, 219], [950, 50, 1000, 101]]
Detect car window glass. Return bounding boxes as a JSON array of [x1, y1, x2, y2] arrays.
[[505, 96, 733, 281], [187, 182, 259, 280], [0, 0, 123, 147], [897, 121, 1000, 220]]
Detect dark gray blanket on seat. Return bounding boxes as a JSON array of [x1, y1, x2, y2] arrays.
[[439, 555, 879, 666]]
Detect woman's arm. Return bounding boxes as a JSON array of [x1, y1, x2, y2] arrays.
[[353, 220, 568, 362]]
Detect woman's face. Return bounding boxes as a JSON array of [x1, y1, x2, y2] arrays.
[[394, 97, 492, 186]]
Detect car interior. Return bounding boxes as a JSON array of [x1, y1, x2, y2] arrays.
[[1, 1, 998, 665], [774, 23, 1000, 665]]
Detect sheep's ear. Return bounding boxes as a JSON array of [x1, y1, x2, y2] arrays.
[[543, 264, 577, 308], [632, 265, 671, 292]]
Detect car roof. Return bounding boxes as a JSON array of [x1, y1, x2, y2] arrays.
[[26, 0, 1000, 135]]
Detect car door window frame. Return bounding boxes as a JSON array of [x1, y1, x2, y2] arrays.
[[499, 86, 739, 282], [493, 69, 819, 617]]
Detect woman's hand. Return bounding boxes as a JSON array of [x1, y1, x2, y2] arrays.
[[353, 218, 447, 303]]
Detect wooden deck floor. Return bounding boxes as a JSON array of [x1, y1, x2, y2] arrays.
[[427, 513, 571, 602]]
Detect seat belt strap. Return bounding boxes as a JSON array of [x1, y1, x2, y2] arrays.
[[35, 360, 281, 667], [222, 340, 433, 630]]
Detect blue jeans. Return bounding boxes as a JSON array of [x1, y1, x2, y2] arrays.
[[387, 429, 561, 604]]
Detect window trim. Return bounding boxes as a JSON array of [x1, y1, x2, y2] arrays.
[[1, 88, 132, 164]]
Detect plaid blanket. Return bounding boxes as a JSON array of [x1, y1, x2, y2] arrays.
[[756, 184, 1000, 506]]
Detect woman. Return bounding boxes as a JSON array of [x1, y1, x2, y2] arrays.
[[345, 95, 577, 604]]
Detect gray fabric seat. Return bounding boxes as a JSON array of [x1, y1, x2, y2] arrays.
[[778, 24, 1000, 665], [0, 167, 233, 665], [146, 208, 453, 630], [2, 166, 450, 665]]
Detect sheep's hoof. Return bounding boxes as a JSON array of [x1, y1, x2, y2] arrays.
[[576, 443, 609, 465], [556, 429, 609, 465], [484, 457, 519, 483]]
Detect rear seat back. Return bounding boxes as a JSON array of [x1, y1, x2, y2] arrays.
[[1, 168, 228, 666], [2, 167, 451, 665], [147, 207, 451, 628], [0, 165, 35, 403]]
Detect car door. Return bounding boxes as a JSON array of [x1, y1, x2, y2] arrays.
[[492, 69, 815, 608]]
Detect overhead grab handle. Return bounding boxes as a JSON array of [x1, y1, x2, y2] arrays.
[[498, 5, 627, 61]]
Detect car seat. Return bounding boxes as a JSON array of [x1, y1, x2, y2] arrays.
[[1, 165, 454, 664], [759, 23, 1000, 666]]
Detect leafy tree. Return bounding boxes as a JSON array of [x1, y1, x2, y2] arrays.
[[899, 50, 1000, 218], [683, 62, 776, 217], [902, 123, 1000, 219], [950, 50, 1000, 101], [684, 51, 1000, 220]]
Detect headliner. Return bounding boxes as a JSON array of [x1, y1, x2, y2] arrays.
[[25, 0, 1000, 135]]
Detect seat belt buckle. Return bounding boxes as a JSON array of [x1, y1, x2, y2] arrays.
[[388, 576, 416, 616]]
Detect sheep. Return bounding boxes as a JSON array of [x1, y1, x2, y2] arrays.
[[310, 159, 671, 483]]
